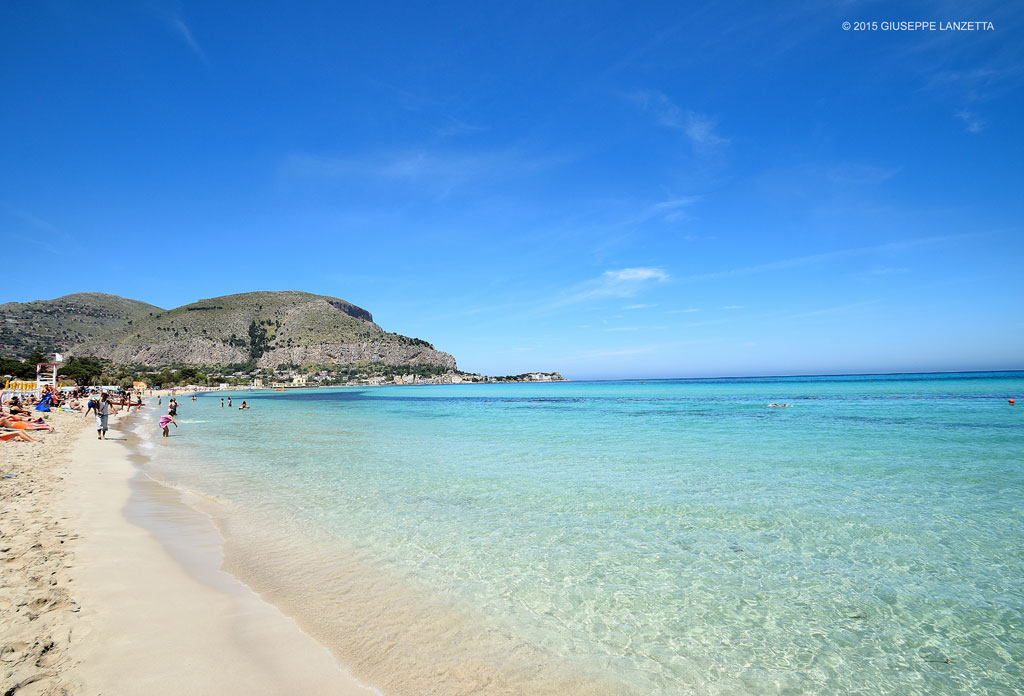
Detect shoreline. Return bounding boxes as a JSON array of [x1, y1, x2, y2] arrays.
[[3, 395, 622, 696], [2, 399, 378, 695]]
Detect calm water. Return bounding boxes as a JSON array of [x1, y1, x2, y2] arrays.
[[133, 373, 1024, 695]]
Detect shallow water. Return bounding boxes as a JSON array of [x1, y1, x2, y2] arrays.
[[133, 373, 1024, 695]]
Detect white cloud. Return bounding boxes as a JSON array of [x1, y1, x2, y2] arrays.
[[623, 304, 656, 310], [665, 308, 700, 314], [549, 267, 670, 309], [603, 268, 668, 282]]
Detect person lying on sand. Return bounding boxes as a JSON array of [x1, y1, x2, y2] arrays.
[[0, 415, 54, 432], [3, 412, 48, 424], [0, 430, 37, 442]]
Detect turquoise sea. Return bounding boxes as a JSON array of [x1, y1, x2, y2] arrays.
[[132, 372, 1023, 695]]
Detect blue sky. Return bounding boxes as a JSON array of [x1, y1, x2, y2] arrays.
[[2, 1, 1022, 378]]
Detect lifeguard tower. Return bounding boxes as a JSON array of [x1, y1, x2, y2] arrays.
[[36, 362, 58, 397]]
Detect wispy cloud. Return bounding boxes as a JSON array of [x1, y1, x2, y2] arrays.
[[665, 308, 700, 314], [623, 303, 656, 310], [676, 234, 969, 285], [436, 117, 487, 138], [284, 148, 569, 196], [605, 327, 640, 332], [549, 267, 670, 308], [577, 347, 652, 359], [629, 90, 729, 151], [170, 17, 207, 63], [859, 266, 910, 278], [637, 196, 702, 224], [605, 268, 668, 282], [720, 305, 743, 310], [956, 109, 986, 133], [788, 300, 877, 320]]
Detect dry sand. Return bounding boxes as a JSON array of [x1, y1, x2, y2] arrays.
[[0, 409, 84, 696], [2, 401, 378, 696]]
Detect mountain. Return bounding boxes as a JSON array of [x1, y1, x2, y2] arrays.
[[0, 293, 163, 361], [72, 291, 457, 370]]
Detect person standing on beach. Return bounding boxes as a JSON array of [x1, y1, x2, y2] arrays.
[[94, 392, 118, 440]]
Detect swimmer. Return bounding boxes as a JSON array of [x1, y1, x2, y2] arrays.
[[238, 401, 250, 410]]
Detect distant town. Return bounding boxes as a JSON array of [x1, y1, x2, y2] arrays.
[[244, 369, 565, 389]]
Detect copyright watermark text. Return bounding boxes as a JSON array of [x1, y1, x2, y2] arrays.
[[842, 20, 994, 32]]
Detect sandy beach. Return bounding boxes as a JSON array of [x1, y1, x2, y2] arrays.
[[1, 409, 83, 695], [1, 400, 377, 696]]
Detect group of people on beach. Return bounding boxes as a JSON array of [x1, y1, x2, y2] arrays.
[[0, 386, 67, 442], [82, 389, 148, 439], [3, 386, 255, 443]]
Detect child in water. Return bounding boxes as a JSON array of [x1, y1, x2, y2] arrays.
[[159, 413, 177, 437]]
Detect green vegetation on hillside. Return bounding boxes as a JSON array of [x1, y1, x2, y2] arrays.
[[0, 293, 162, 360]]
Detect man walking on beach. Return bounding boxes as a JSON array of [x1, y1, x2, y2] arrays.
[[94, 392, 118, 440]]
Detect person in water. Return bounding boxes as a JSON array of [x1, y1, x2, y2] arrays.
[[220, 398, 224, 408], [168, 398, 178, 416], [238, 401, 250, 410], [159, 412, 177, 437], [227, 397, 232, 407]]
